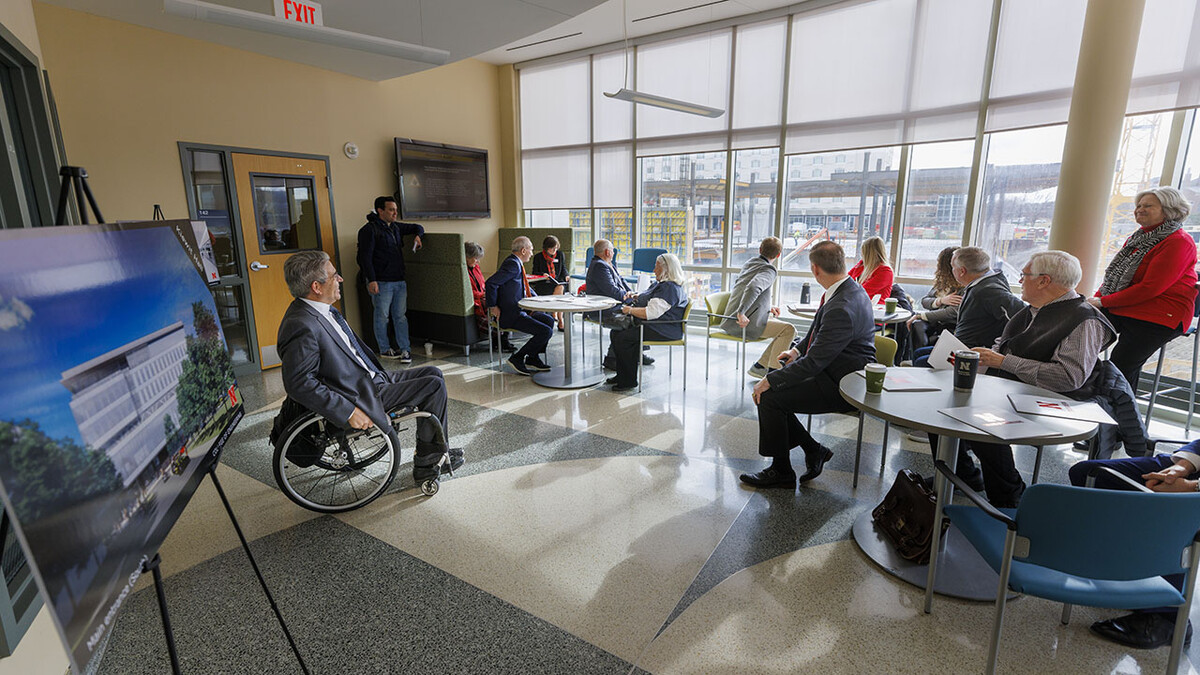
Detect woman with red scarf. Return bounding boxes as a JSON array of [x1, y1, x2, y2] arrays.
[[530, 235, 570, 331], [466, 241, 514, 352], [1088, 186, 1198, 390]]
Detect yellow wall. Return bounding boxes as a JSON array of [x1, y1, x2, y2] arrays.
[[32, 1, 509, 331], [0, 0, 41, 62]]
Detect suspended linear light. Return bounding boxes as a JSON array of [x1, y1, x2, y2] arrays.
[[163, 0, 451, 66], [604, 87, 724, 118], [603, 0, 724, 119]]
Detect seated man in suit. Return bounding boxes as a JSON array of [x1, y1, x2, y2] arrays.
[[741, 241, 876, 489], [485, 236, 555, 376], [1067, 441, 1200, 649], [585, 238, 652, 369], [720, 236, 795, 378], [933, 250, 1116, 507], [277, 251, 462, 484]]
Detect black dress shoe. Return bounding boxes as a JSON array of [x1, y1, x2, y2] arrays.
[[605, 376, 620, 385], [1090, 612, 1192, 649], [958, 470, 986, 493], [798, 447, 834, 483], [507, 355, 532, 375], [641, 355, 655, 366], [501, 341, 518, 353], [612, 382, 637, 392], [739, 468, 797, 489], [525, 355, 552, 372]]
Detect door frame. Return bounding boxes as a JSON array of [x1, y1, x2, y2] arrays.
[[177, 142, 341, 376]]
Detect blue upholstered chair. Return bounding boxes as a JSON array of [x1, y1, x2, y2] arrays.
[[933, 459, 1200, 675]]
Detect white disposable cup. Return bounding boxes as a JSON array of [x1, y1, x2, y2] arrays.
[[424, 342, 433, 357]]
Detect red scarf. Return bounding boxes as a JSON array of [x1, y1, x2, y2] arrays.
[[542, 251, 557, 279]]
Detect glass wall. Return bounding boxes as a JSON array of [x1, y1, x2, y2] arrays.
[[730, 148, 779, 268], [976, 127, 1063, 282], [638, 152, 727, 268], [900, 141, 972, 278]]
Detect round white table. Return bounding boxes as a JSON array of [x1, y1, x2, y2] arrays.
[[787, 302, 913, 325], [518, 295, 619, 389], [838, 368, 1098, 608]]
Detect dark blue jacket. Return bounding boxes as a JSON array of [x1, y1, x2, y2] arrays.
[[356, 213, 425, 283], [767, 278, 875, 390], [586, 257, 632, 317], [484, 254, 536, 328], [634, 281, 688, 341]]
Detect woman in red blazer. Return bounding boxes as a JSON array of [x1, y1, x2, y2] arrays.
[[1090, 186, 1199, 390], [847, 236, 894, 302], [465, 241, 513, 352]]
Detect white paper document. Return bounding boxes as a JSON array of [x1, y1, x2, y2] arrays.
[[1007, 394, 1117, 425], [927, 329, 968, 370], [939, 406, 1063, 441]]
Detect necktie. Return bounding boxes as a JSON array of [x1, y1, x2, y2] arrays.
[[329, 307, 376, 375]]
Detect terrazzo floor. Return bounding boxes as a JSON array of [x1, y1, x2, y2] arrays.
[[90, 329, 1200, 674]]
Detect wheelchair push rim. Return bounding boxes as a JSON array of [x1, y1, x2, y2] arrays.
[[273, 414, 398, 513]]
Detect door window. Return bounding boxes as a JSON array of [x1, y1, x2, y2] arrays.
[[250, 175, 320, 253]]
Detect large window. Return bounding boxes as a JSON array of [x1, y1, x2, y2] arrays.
[[639, 152, 727, 267], [1099, 113, 1174, 270], [976, 127, 1065, 282], [782, 148, 898, 272], [900, 140, 973, 278], [730, 148, 779, 267]]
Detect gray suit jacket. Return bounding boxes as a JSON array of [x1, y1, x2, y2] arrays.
[[719, 255, 777, 340], [277, 299, 391, 431], [765, 278, 876, 391]]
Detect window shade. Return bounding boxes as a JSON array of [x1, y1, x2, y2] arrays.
[[520, 59, 589, 150]]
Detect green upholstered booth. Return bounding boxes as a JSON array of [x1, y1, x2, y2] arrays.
[[356, 232, 482, 355]]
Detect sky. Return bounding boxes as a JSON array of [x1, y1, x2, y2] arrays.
[[0, 225, 224, 444]]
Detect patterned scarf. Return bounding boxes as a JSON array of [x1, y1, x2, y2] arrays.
[[1098, 219, 1184, 295]]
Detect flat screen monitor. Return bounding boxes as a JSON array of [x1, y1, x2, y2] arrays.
[[395, 138, 490, 220]]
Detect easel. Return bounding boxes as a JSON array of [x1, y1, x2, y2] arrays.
[[139, 467, 312, 675], [57, 167, 310, 673], [53, 165, 104, 225]]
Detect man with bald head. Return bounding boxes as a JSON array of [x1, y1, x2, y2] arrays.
[[486, 236, 555, 376]]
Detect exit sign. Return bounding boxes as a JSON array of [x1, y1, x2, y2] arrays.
[[274, 0, 323, 26]]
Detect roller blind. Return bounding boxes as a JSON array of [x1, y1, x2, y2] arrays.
[[520, 59, 589, 150]]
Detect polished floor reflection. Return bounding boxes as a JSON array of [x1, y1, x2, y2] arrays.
[[94, 331, 1200, 674]]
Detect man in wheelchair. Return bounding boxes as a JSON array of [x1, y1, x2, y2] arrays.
[[276, 251, 463, 486]]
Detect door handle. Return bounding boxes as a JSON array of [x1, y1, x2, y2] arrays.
[[250, 261, 269, 271]]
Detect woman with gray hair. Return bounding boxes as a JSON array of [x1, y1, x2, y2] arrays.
[[465, 241, 513, 353], [606, 252, 690, 392], [1088, 185, 1199, 389]]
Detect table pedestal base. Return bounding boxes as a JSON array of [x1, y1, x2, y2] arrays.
[[532, 368, 608, 389], [852, 509, 1008, 602]]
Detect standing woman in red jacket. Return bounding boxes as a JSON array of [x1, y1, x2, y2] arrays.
[[1089, 186, 1199, 390], [847, 236, 894, 302]]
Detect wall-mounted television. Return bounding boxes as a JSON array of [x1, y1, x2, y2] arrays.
[[395, 138, 490, 219]]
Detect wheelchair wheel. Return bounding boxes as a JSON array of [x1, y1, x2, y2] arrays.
[[272, 413, 398, 513]]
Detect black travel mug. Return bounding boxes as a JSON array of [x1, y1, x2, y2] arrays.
[[953, 350, 980, 392]]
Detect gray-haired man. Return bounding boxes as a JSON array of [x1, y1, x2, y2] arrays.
[[277, 250, 463, 483]]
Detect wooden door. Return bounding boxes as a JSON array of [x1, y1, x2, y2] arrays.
[[232, 153, 337, 369]]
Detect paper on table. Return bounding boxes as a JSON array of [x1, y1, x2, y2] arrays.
[[855, 367, 941, 391], [1007, 394, 1117, 425], [928, 329, 968, 371], [939, 406, 1063, 441]]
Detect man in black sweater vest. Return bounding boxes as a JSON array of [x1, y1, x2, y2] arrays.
[[933, 250, 1115, 507]]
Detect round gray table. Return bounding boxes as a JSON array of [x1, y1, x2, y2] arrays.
[[518, 295, 619, 389], [838, 368, 1098, 608]]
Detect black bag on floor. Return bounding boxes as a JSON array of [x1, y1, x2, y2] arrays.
[[871, 469, 949, 565]]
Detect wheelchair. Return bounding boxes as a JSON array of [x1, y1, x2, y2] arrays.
[[270, 400, 452, 513]]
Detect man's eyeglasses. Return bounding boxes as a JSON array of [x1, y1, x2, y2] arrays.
[[1018, 270, 1047, 281]]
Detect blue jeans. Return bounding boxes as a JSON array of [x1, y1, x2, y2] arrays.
[[372, 280, 410, 352]]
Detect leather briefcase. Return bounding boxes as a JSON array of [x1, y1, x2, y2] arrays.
[[871, 469, 949, 565]]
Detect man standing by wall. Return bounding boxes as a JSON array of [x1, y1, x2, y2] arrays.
[[358, 196, 423, 364]]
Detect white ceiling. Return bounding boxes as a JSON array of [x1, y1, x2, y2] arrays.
[[478, 0, 805, 65], [38, 0, 807, 80]]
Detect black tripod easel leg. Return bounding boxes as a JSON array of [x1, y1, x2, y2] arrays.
[[143, 554, 183, 675], [207, 466, 311, 675], [53, 166, 105, 225]]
